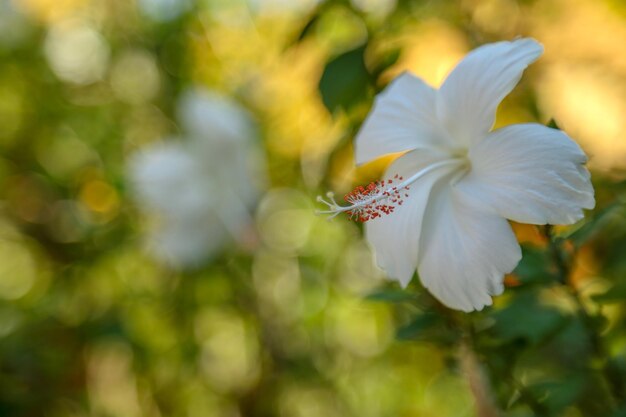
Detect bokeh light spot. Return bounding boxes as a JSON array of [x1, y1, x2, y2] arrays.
[[79, 180, 120, 217], [110, 49, 161, 104], [44, 19, 110, 85], [0, 239, 37, 300]]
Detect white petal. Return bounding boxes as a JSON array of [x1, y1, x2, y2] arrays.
[[150, 215, 225, 268], [214, 187, 255, 239], [437, 38, 543, 147], [417, 186, 522, 312], [355, 72, 449, 165], [129, 142, 214, 216], [365, 149, 457, 287], [177, 87, 254, 148], [457, 124, 595, 225]]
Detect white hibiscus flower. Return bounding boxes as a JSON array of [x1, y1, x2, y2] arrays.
[[130, 88, 264, 268], [318, 39, 595, 311]]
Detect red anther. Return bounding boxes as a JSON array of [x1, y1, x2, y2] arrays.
[[342, 175, 410, 222]]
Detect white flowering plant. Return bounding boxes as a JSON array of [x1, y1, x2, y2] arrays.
[[316, 29, 626, 417]]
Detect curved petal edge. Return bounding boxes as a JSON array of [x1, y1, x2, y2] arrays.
[[458, 123, 595, 225], [355, 72, 443, 165]]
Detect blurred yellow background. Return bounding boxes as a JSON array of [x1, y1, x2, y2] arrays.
[[0, 0, 625, 416]]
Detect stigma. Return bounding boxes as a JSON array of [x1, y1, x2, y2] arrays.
[[316, 158, 466, 222], [317, 175, 409, 222]]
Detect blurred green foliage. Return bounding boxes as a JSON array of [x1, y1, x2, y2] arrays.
[[0, 0, 626, 416]]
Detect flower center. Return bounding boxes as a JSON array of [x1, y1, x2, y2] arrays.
[[450, 152, 472, 185], [317, 158, 465, 222], [449, 146, 469, 159]]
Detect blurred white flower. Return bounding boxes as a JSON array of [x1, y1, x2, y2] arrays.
[[137, 0, 191, 22], [319, 39, 595, 311], [0, 0, 30, 48], [130, 89, 264, 268]]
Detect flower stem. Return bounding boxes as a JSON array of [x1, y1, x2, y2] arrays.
[[459, 335, 502, 417], [439, 308, 503, 417]]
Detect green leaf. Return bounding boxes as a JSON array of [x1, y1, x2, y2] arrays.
[[491, 289, 566, 345], [610, 407, 626, 417], [395, 313, 459, 345], [546, 118, 561, 130], [527, 375, 585, 414], [591, 281, 626, 304], [513, 244, 557, 285], [365, 289, 418, 303], [562, 202, 622, 247], [395, 313, 439, 340], [294, 14, 319, 43], [318, 44, 371, 113], [369, 48, 401, 79]]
